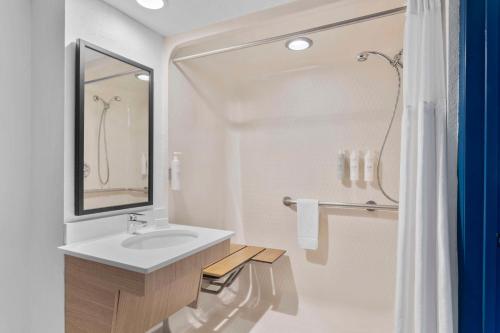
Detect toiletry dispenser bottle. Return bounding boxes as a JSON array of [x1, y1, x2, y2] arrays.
[[141, 152, 148, 177], [337, 150, 346, 180], [170, 152, 182, 191], [364, 150, 375, 182], [350, 150, 359, 181]]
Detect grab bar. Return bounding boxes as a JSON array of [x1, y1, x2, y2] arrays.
[[282, 196, 398, 212], [84, 187, 148, 194]]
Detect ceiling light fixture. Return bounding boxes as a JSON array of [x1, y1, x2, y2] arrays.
[[135, 73, 150, 81], [136, 0, 165, 10], [286, 37, 313, 51]]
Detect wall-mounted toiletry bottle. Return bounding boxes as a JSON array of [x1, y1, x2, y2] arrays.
[[170, 152, 182, 191], [141, 152, 148, 177], [337, 150, 346, 180], [364, 150, 375, 182], [350, 150, 359, 181]]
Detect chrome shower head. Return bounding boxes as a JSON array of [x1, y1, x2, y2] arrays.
[[93, 95, 121, 111], [356, 50, 403, 68], [356, 52, 369, 62]]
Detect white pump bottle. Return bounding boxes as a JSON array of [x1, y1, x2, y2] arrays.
[[350, 150, 359, 181], [336, 150, 346, 180], [170, 152, 182, 191], [364, 150, 375, 182]]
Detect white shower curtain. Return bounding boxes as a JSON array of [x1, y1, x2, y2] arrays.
[[395, 1, 454, 332]]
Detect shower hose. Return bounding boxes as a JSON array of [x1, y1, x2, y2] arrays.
[[377, 62, 401, 204]]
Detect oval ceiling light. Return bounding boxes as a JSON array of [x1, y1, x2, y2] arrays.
[[136, 73, 150, 81], [286, 37, 313, 51], [136, 0, 165, 10]]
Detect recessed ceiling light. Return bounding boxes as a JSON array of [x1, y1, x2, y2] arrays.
[[136, 0, 165, 10], [286, 37, 313, 51], [135, 73, 150, 81]]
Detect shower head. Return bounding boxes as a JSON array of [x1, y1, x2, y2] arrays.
[[93, 95, 121, 111], [356, 52, 369, 62], [356, 50, 403, 68], [93, 95, 121, 103]]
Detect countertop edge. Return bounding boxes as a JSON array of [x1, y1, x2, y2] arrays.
[[59, 231, 234, 274]]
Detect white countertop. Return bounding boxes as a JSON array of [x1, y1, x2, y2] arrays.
[[59, 224, 233, 273]]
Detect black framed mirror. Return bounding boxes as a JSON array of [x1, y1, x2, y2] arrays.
[[75, 39, 153, 215]]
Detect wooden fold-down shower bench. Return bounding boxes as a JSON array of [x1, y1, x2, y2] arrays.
[[200, 243, 286, 295]]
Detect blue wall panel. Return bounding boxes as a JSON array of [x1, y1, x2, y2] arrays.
[[459, 0, 500, 331], [483, 0, 500, 331], [458, 0, 486, 332]]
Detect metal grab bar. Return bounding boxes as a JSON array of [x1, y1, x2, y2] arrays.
[[84, 187, 148, 194], [282, 196, 398, 212]]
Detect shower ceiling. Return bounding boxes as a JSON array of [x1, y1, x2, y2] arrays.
[[175, 12, 404, 88]]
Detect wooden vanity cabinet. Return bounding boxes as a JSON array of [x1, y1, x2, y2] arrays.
[[65, 240, 229, 333]]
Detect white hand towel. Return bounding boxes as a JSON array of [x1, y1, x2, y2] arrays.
[[297, 199, 319, 250]]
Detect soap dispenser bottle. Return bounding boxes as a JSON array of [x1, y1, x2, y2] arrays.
[[364, 150, 375, 183], [350, 150, 359, 181], [170, 152, 182, 191], [336, 149, 346, 180]]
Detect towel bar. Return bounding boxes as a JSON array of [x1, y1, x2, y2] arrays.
[[282, 196, 399, 212]]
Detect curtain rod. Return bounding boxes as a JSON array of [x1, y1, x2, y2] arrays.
[[172, 6, 406, 63]]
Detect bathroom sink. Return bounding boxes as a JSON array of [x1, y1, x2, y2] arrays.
[[121, 230, 198, 250], [59, 223, 233, 272]]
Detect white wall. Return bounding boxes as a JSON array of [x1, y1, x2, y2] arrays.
[[0, 1, 32, 331], [0, 0, 65, 332], [0, 1, 168, 330], [64, 0, 167, 227], [28, 1, 66, 331]]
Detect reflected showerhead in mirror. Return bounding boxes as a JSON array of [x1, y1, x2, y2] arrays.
[[286, 37, 313, 51], [92, 95, 122, 109]]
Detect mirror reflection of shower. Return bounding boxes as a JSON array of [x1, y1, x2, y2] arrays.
[[356, 49, 403, 203], [93, 95, 121, 186]]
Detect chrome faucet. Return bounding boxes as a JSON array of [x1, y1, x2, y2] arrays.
[[127, 213, 148, 234]]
